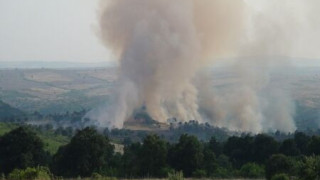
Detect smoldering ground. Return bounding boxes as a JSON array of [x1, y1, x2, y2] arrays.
[[85, 0, 320, 133]]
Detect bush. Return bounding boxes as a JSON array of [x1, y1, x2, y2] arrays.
[[271, 173, 289, 180], [240, 162, 265, 178], [168, 171, 183, 180], [8, 167, 51, 180], [213, 167, 231, 178], [192, 169, 206, 178], [91, 172, 117, 180], [297, 155, 320, 180], [160, 167, 175, 177], [91, 172, 103, 179]]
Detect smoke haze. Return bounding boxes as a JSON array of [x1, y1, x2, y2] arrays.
[[86, 0, 320, 132]]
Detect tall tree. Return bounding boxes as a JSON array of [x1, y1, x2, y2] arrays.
[[203, 145, 217, 176], [307, 136, 320, 155], [279, 139, 300, 156], [265, 154, 293, 180], [168, 134, 203, 177], [139, 134, 168, 177], [0, 127, 48, 174], [51, 127, 114, 177], [121, 142, 142, 177], [294, 132, 311, 155], [252, 134, 279, 163], [208, 137, 223, 156], [224, 135, 253, 167]]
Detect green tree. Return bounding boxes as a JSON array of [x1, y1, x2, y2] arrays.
[[168, 134, 203, 177], [0, 127, 49, 174], [51, 127, 114, 177], [216, 154, 232, 170], [240, 162, 265, 178], [121, 142, 142, 177], [202, 146, 217, 176], [265, 154, 293, 180], [252, 134, 279, 163], [294, 132, 310, 155], [279, 139, 300, 156], [307, 136, 320, 155], [208, 137, 223, 156], [298, 155, 320, 180], [121, 143, 142, 178], [139, 134, 168, 177], [224, 135, 253, 167]]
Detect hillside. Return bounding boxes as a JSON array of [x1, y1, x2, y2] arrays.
[[1, 67, 320, 130], [0, 100, 25, 118], [0, 68, 115, 114]]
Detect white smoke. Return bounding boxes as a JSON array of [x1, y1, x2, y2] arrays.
[[86, 0, 320, 133]]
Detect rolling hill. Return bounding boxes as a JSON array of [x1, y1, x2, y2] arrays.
[[0, 100, 25, 118]]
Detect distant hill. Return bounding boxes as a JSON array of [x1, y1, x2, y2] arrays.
[[0, 61, 116, 69], [0, 100, 25, 118]]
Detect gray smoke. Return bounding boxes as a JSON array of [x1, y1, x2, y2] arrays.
[[86, 0, 320, 132]]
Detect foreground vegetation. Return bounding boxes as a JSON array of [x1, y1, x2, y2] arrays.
[[0, 125, 320, 180], [0, 122, 70, 154]]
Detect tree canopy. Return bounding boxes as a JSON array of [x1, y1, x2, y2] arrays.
[[0, 127, 48, 174], [51, 127, 114, 177]]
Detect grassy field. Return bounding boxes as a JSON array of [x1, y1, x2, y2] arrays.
[[38, 131, 70, 154], [0, 122, 18, 134]]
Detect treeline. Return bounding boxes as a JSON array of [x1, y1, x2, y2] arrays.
[[0, 110, 87, 128], [1, 127, 320, 179], [1, 110, 233, 142]]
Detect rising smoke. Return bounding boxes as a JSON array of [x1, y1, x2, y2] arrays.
[[86, 0, 320, 133]]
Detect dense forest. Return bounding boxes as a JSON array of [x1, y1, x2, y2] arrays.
[[1, 105, 320, 180], [0, 125, 320, 180]]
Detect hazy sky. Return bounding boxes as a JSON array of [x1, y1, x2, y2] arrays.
[[0, 0, 111, 63], [0, 0, 319, 65]]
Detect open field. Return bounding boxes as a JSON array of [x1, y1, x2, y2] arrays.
[[0, 68, 116, 114], [1, 67, 320, 129]]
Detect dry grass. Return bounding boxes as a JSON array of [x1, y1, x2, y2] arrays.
[[24, 72, 72, 83]]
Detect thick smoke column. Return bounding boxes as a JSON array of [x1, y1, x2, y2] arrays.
[[88, 0, 246, 128], [86, 0, 320, 132]]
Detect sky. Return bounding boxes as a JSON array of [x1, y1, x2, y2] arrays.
[[0, 0, 111, 63], [0, 0, 319, 65]]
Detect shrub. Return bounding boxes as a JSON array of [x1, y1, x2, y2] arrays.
[[91, 172, 103, 179], [192, 169, 206, 178], [8, 169, 21, 180], [297, 155, 320, 180], [8, 166, 51, 180], [271, 173, 289, 180], [160, 167, 175, 177], [91, 172, 117, 180], [168, 171, 183, 180], [213, 167, 231, 178], [240, 162, 265, 178]]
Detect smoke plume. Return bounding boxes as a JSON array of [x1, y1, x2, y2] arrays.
[[86, 0, 320, 132]]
